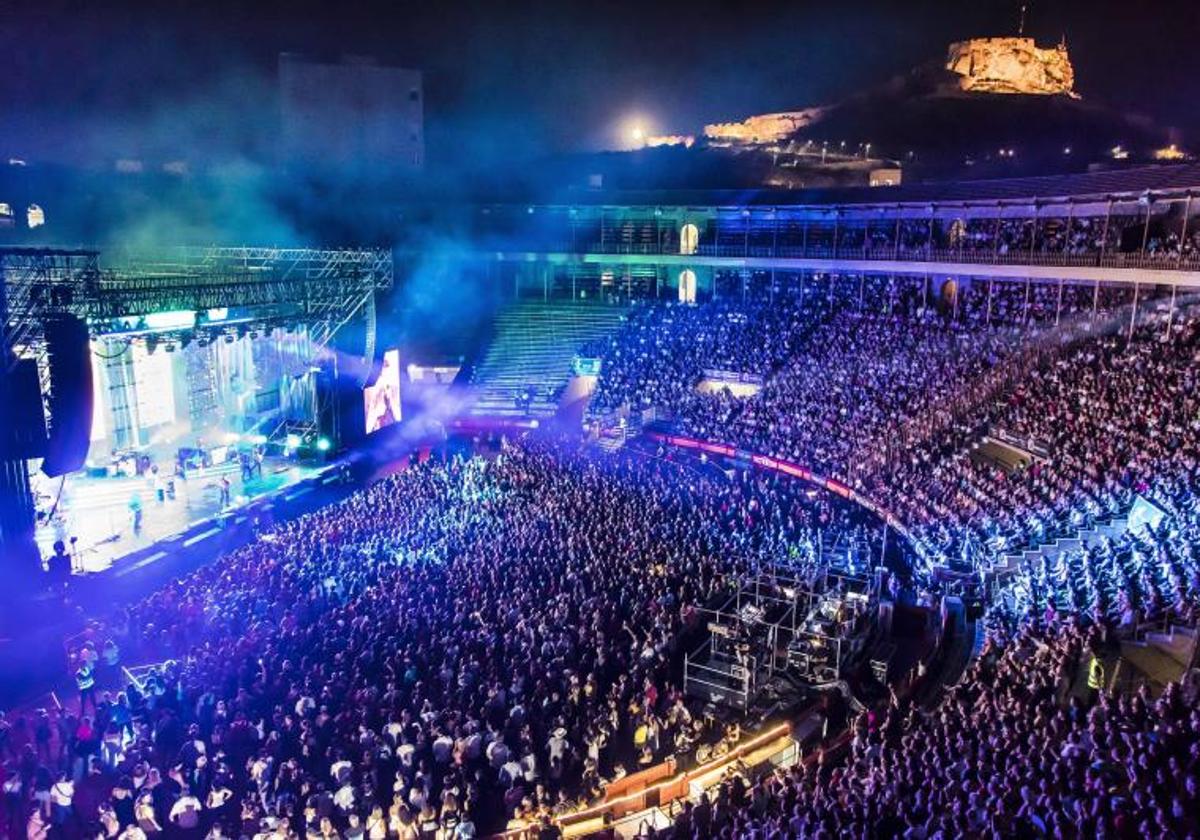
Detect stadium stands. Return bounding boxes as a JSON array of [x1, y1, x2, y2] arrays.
[[8, 167, 1200, 840], [469, 303, 628, 417], [470, 164, 1200, 273]]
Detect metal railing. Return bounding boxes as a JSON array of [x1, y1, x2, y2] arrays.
[[497, 239, 1200, 272]]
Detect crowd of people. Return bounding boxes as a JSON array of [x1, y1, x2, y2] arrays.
[[5, 267, 1200, 838], [583, 294, 830, 416], [679, 617, 1200, 839], [579, 278, 1200, 836], [588, 282, 1200, 618], [1, 440, 891, 839]]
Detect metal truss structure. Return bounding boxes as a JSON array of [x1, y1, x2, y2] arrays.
[[684, 555, 881, 710], [93, 246, 392, 353], [1, 246, 393, 576], [3, 245, 392, 365], [1, 248, 101, 374]]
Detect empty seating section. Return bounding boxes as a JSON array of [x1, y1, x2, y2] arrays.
[[468, 302, 628, 416]]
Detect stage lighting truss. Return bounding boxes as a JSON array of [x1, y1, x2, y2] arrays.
[[3, 245, 391, 370], [0, 248, 101, 375]]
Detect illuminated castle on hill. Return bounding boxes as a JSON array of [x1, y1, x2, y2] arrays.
[[674, 37, 1079, 148], [945, 36, 1076, 97]]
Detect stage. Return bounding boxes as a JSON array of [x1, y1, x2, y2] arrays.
[[33, 455, 321, 573]]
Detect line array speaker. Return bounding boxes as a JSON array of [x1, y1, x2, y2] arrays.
[[41, 314, 94, 477]]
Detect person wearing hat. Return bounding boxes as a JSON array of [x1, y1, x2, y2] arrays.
[[546, 727, 569, 783]]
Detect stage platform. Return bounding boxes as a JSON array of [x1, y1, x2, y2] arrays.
[[34, 456, 321, 573], [0, 427, 451, 710]]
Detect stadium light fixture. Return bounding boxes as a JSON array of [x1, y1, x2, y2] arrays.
[[619, 114, 651, 149]]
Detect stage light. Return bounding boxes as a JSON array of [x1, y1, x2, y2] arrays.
[[145, 310, 197, 331], [223, 432, 241, 444], [286, 434, 301, 449], [316, 437, 332, 452], [247, 434, 268, 445]]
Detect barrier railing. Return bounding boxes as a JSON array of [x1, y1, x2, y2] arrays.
[[645, 431, 925, 564], [487, 721, 796, 839], [700, 368, 765, 386], [520, 240, 1200, 272]]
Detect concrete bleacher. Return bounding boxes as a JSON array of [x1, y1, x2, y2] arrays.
[[469, 302, 627, 418]]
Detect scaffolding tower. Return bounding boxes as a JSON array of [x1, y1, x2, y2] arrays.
[[684, 551, 882, 710]]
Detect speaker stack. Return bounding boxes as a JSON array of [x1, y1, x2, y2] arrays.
[[1, 358, 46, 459], [40, 314, 94, 477]]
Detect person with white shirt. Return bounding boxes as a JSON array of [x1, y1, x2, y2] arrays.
[[454, 815, 477, 839], [397, 740, 416, 771], [486, 738, 509, 770], [333, 781, 355, 814], [330, 759, 352, 785], [432, 731, 454, 764], [49, 773, 74, 827], [546, 728, 569, 766], [499, 758, 524, 786], [169, 788, 203, 832]]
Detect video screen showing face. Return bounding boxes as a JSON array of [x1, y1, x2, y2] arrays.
[[364, 349, 402, 434]]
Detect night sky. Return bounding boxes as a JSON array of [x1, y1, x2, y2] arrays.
[[3, 0, 1197, 169]]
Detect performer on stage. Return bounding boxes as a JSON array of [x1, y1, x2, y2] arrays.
[[128, 494, 143, 534]]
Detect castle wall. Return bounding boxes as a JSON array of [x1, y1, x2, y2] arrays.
[[945, 37, 1076, 96]]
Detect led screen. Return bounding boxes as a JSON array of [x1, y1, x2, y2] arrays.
[[364, 349, 402, 434]]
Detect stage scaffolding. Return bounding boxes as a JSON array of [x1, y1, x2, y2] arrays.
[[0, 246, 392, 584], [93, 247, 391, 351], [4, 246, 391, 356], [1, 248, 101, 373], [684, 554, 881, 710]]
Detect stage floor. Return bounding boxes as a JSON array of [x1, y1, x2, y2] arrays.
[[34, 457, 320, 573]]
